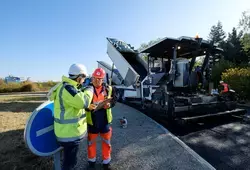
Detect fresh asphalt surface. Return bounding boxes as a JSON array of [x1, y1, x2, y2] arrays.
[[179, 107, 250, 170], [126, 102, 250, 170]]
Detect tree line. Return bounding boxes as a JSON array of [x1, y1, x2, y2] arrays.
[[208, 10, 250, 64], [138, 10, 250, 65], [137, 10, 250, 100]]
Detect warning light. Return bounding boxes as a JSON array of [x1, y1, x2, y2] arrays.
[[194, 33, 202, 45], [195, 33, 200, 39]]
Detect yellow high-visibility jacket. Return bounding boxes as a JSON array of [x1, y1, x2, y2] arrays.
[[48, 76, 93, 142]]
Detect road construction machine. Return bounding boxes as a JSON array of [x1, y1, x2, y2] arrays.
[[104, 35, 247, 121], [97, 61, 124, 85]]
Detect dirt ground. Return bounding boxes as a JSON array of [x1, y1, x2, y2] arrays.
[[0, 94, 53, 170]]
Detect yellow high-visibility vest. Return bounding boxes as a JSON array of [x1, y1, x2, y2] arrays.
[[48, 76, 93, 142], [86, 85, 113, 125]]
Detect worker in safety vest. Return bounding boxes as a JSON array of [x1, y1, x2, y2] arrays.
[[86, 68, 117, 170], [47, 63, 96, 170], [219, 80, 229, 93]]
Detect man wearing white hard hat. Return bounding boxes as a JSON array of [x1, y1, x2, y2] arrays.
[[48, 63, 96, 170]]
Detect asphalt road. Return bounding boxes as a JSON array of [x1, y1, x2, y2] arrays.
[[179, 108, 250, 170], [126, 102, 250, 170], [74, 103, 214, 170]]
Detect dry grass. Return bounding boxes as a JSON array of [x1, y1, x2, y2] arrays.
[[0, 79, 58, 93], [0, 95, 48, 102], [0, 93, 53, 170]]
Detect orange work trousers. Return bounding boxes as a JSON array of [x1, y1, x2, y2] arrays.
[[87, 127, 112, 164]]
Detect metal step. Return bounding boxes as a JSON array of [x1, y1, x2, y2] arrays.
[[181, 109, 247, 121]]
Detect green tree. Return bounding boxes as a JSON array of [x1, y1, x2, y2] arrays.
[[238, 10, 250, 63], [208, 21, 226, 47], [223, 27, 248, 63], [138, 38, 162, 51], [211, 59, 235, 87], [241, 33, 250, 61], [138, 38, 162, 61], [239, 10, 250, 32]]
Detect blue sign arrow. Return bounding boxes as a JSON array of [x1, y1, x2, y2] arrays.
[[24, 100, 63, 157]]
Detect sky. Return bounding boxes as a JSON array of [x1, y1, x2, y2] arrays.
[[0, 0, 250, 82]]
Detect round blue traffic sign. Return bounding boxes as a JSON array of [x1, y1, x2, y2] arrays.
[[24, 100, 62, 156]]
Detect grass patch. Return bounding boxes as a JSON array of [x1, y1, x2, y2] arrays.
[[0, 94, 53, 170]]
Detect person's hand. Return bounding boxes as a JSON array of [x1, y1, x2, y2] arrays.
[[103, 102, 110, 109], [88, 104, 97, 111]]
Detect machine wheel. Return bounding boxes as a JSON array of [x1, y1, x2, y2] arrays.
[[166, 97, 175, 120]]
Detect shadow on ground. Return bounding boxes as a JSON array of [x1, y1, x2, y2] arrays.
[[180, 120, 250, 170], [2, 96, 48, 102], [178, 106, 250, 169], [0, 102, 44, 112], [0, 129, 53, 170]]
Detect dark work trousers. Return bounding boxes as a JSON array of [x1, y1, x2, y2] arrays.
[[59, 139, 81, 170]]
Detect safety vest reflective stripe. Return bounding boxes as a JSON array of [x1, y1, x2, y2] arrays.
[[88, 135, 97, 146], [56, 132, 87, 142], [101, 138, 111, 145], [88, 139, 95, 146], [103, 158, 111, 164], [88, 137, 110, 145], [54, 114, 86, 124], [84, 95, 90, 109], [55, 83, 88, 124], [88, 158, 96, 162]]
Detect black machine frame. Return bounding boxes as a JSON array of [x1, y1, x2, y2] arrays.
[[140, 36, 223, 91], [105, 35, 247, 121], [137, 36, 246, 121]]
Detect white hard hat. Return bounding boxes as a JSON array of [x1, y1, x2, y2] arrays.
[[68, 64, 88, 76], [219, 80, 224, 84]]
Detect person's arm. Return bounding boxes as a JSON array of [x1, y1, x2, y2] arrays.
[[103, 85, 118, 109], [47, 82, 62, 101], [63, 84, 93, 109]]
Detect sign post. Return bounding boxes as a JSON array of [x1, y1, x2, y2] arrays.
[[24, 100, 63, 170]]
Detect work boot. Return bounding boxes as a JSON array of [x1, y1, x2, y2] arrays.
[[102, 163, 112, 170], [88, 161, 96, 170]]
